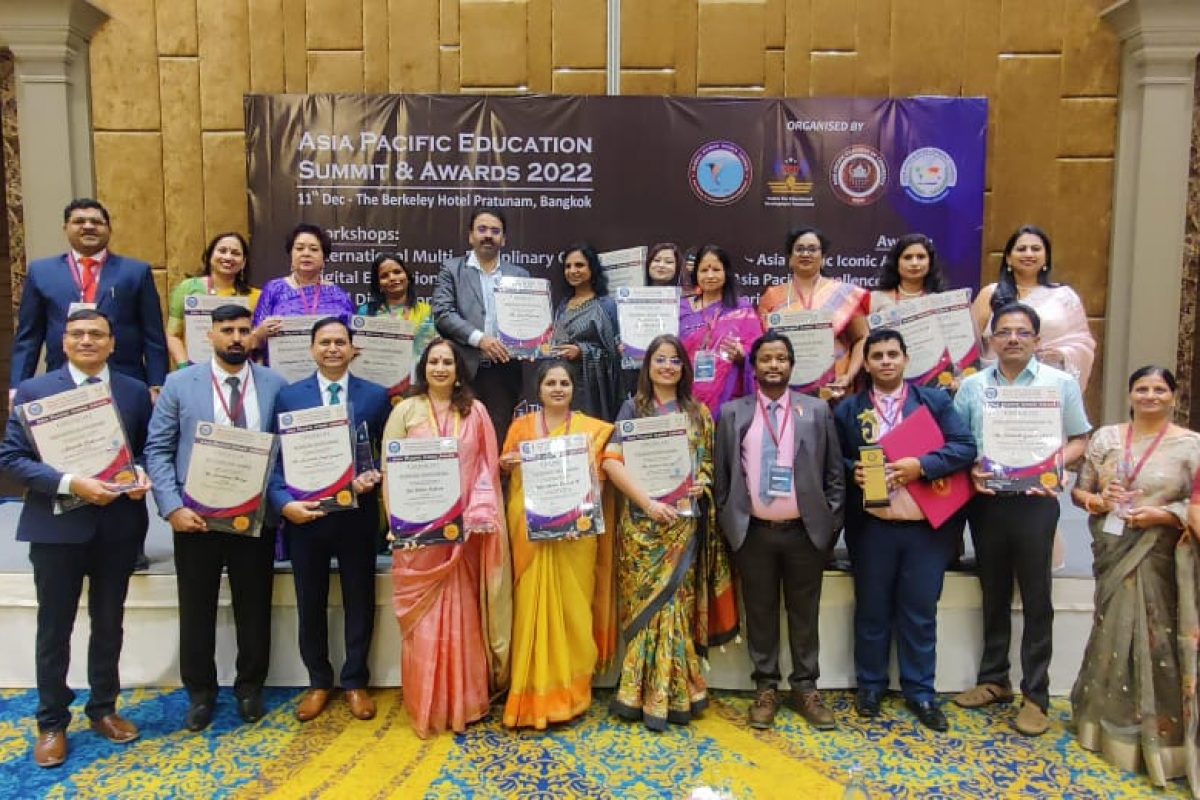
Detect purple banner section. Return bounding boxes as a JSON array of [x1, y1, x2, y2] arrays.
[[245, 95, 987, 305]]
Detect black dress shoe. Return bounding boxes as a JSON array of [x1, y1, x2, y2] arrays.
[[855, 690, 883, 719], [237, 692, 266, 723], [906, 699, 948, 732], [134, 553, 151, 572], [185, 702, 214, 732]]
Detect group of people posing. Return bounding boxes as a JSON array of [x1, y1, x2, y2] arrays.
[[7, 200, 1200, 798]]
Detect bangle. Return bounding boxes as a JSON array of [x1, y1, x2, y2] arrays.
[[1084, 494, 1102, 515]]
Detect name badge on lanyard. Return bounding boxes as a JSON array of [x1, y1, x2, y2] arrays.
[[767, 464, 793, 497], [68, 302, 97, 316], [694, 351, 717, 382]]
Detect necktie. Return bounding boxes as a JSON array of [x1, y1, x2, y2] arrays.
[[328, 383, 342, 405], [760, 401, 780, 505], [80, 257, 99, 302], [225, 376, 246, 428], [84, 376, 101, 385]]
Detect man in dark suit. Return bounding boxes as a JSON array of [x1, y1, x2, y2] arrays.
[[0, 309, 153, 767], [833, 329, 976, 732], [714, 329, 845, 730], [144, 304, 288, 732], [432, 207, 530, 445], [269, 317, 389, 723]]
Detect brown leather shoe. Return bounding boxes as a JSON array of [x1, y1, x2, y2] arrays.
[[33, 729, 67, 768], [793, 689, 836, 730], [345, 689, 376, 720], [90, 714, 139, 744], [1014, 700, 1051, 736], [296, 688, 331, 722], [748, 687, 780, 729], [952, 683, 1014, 709]]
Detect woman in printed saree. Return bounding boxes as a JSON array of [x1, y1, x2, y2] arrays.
[[357, 253, 438, 400], [166, 232, 262, 368], [602, 334, 739, 729], [758, 226, 869, 398], [500, 359, 616, 729], [550, 243, 622, 421], [868, 233, 949, 312], [679, 244, 763, 421], [973, 225, 1095, 389], [384, 338, 511, 738], [1070, 366, 1200, 790]]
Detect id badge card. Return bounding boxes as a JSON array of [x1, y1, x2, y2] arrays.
[[767, 464, 793, 497], [694, 351, 717, 382], [68, 302, 97, 316], [1102, 512, 1125, 536]]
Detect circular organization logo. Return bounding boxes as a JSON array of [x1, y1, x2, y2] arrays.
[[387, 441, 401, 454], [198, 423, 213, 436], [520, 442, 533, 457], [621, 421, 635, 434], [351, 316, 366, 329], [688, 141, 753, 206], [27, 403, 43, 417], [983, 387, 998, 401], [899, 147, 957, 204], [868, 312, 884, 327], [617, 287, 631, 300], [829, 145, 889, 206], [768, 313, 781, 326], [280, 413, 293, 427], [185, 296, 199, 309]]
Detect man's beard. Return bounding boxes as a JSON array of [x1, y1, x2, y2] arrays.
[[216, 346, 248, 365]]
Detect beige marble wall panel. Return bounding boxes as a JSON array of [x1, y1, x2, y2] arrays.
[[1061, 0, 1118, 97], [1084, 317, 1104, 421], [764, 0, 785, 49], [284, 0, 309, 91], [1059, 98, 1117, 158], [621, 70, 676, 95], [890, 0, 963, 96], [622, 0, 676, 68], [198, 0, 252, 130], [89, 0, 160, 130], [765, 49, 783, 96], [459, 0, 528, 88], [307, 0, 364, 50], [1000, 0, 1063, 54], [697, 85, 766, 97], [307, 51, 365, 93], [962, 0, 1000, 96], [672, 0, 699, 93], [156, 0, 198, 56], [201, 132, 249, 241], [389, 0, 441, 91], [809, 52, 857, 96], [528, 0, 553, 92], [810, 0, 856, 52], [854, 0, 890, 96], [1054, 159, 1113, 318], [441, 0, 460, 46], [553, 0, 606, 69], [94, 132, 166, 265], [783, 0, 812, 95], [552, 70, 605, 94], [152, 269, 171, 319], [989, 55, 1062, 254], [158, 59, 206, 284], [248, 0, 287, 92], [698, 1, 765, 88], [440, 46, 462, 92], [363, 0, 389, 91]]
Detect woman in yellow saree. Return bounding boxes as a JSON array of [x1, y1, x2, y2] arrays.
[[500, 359, 615, 729]]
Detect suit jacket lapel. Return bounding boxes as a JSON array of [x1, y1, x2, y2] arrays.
[[195, 365, 216, 422], [94, 254, 120, 309], [461, 257, 484, 311]]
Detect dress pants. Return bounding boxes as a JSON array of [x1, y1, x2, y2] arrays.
[[30, 531, 139, 732], [173, 530, 275, 703], [734, 518, 825, 691], [472, 360, 524, 447], [287, 511, 378, 689], [846, 516, 955, 702], [968, 493, 1059, 711]]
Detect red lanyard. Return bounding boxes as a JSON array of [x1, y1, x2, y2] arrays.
[[1122, 422, 1169, 485], [870, 385, 908, 431], [67, 252, 103, 301], [426, 398, 459, 438], [211, 369, 252, 425], [540, 410, 573, 437], [757, 392, 791, 451], [698, 300, 722, 349], [788, 277, 821, 310], [297, 282, 324, 315]]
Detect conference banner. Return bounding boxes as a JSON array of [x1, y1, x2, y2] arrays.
[[245, 95, 987, 306]]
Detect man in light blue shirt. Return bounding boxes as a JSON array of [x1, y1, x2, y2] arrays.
[[950, 302, 1090, 737]]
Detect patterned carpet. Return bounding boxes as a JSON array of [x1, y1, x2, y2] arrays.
[[0, 687, 1183, 798]]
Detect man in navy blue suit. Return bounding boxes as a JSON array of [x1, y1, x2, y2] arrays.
[[0, 309, 154, 768], [269, 316, 389, 723], [833, 329, 976, 732]]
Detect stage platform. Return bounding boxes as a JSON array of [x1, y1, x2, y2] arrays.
[[0, 494, 1097, 694]]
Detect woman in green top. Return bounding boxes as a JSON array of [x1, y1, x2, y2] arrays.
[[166, 232, 262, 368], [357, 253, 437, 399]]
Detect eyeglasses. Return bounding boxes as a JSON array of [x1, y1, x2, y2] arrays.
[[992, 329, 1035, 340], [474, 225, 502, 236], [792, 245, 821, 255], [65, 330, 110, 341], [652, 356, 683, 367]]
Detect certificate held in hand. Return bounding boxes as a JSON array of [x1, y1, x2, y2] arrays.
[[183, 422, 277, 535], [384, 437, 464, 548], [878, 404, 972, 529], [520, 433, 604, 541], [277, 404, 358, 512]]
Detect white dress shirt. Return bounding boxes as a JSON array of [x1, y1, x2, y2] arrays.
[[210, 360, 261, 431]]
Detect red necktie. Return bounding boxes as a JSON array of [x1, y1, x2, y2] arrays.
[[80, 257, 99, 302]]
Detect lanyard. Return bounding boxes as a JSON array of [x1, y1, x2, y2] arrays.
[[67, 252, 102, 301], [425, 397, 460, 438], [539, 410, 573, 438], [697, 299, 722, 349], [296, 281, 324, 315], [1121, 422, 1169, 485], [653, 397, 679, 414], [211, 368, 252, 425], [870, 384, 908, 431], [787, 277, 821, 311], [757, 392, 791, 452]]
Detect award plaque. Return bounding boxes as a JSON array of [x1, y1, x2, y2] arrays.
[[860, 445, 890, 508]]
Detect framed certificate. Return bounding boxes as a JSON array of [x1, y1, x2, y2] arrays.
[[349, 314, 415, 390], [384, 437, 464, 548], [980, 385, 1065, 492], [927, 288, 981, 375], [495, 276, 553, 359], [182, 422, 277, 535], [267, 314, 322, 382], [599, 246, 647, 291], [616, 286, 680, 369], [19, 382, 139, 513], [277, 404, 358, 512], [520, 433, 604, 541], [616, 413, 696, 517], [867, 296, 953, 387], [766, 310, 836, 393], [184, 294, 252, 365]]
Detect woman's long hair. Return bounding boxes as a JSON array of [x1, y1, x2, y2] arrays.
[[633, 334, 706, 431], [991, 225, 1058, 313], [406, 337, 476, 417], [201, 232, 253, 296], [644, 242, 686, 288], [364, 253, 416, 313], [878, 233, 947, 293]]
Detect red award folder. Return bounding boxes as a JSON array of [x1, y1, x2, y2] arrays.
[[878, 404, 973, 529]]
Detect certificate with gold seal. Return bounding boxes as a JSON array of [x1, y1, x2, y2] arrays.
[[867, 295, 952, 386], [766, 309, 836, 393], [927, 288, 981, 375], [267, 314, 323, 382], [182, 422, 276, 536], [184, 294, 252, 365], [979, 385, 1064, 492], [495, 277, 554, 359], [277, 404, 358, 512], [617, 286, 680, 369], [384, 437, 463, 548], [349, 314, 414, 391], [616, 413, 696, 517], [520, 433, 604, 541], [18, 382, 139, 513]]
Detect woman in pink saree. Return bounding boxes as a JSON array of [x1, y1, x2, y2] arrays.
[[384, 338, 511, 737]]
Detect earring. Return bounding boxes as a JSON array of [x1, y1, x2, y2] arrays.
[[454, 380, 461, 388], [1040, 265, 1048, 272]]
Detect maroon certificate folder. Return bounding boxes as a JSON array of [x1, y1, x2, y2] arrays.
[[878, 404, 973, 529]]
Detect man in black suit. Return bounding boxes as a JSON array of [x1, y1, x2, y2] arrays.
[[0, 309, 153, 767]]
